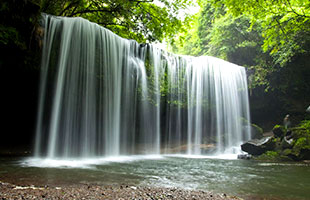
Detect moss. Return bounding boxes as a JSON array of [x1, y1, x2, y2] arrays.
[[280, 149, 297, 160], [263, 136, 278, 151], [252, 120, 310, 161], [273, 124, 282, 129], [272, 137, 281, 143], [292, 138, 310, 158], [256, 151, 280, 161], [266, 151, 279, 157], [255, 150, 294, 161], [295, 137, 307, 147], [282, 148, 292, 156], [289, 120, 310, 160]]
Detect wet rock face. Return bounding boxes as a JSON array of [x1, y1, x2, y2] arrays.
[[241, 136, 273, 155]]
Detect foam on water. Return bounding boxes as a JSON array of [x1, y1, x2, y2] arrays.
[[22, 150, 244, 169], [22, 155, 165, 169]]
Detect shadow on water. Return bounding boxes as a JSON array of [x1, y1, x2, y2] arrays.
[[0, 156, 309, 200]]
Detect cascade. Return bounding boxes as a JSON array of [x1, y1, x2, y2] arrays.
[[34, 14, 251, 158]]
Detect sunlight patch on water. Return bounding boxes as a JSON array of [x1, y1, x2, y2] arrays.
[[21, 155, 165, 169]]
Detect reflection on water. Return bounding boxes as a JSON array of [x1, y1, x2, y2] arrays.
[[0, 156, 309, 200]]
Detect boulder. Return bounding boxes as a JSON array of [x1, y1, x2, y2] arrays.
[[237, 154, 252, 160], [241, 136, 274, 155], [281, 136, 293, 149]]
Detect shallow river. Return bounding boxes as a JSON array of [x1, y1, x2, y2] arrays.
[[0, 155, 309, 199]]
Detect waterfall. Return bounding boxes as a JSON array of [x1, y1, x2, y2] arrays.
[[34, 14, 251, 158]]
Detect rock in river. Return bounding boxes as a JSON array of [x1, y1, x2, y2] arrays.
[[241, 136, 274, 155]]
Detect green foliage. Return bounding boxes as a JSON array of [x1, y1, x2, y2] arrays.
[[249, 120, 310, 161], [299, 120, 310, 129], [293, 120, 310, 142], [294, 137, 308, 148], [173, 0, 310, 100], [282, 148, 292, 156], [291, 120, 310, 138], [0, 25, 26, 50], [271, 120, 309, 160], [173, 2, 265, 65], [0, 0, 41, 69], [284, 120, 310, 160], [210, 0, 310, 65], [37, 0, 194, 43]]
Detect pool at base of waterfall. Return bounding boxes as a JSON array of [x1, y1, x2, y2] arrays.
[[0, 156, 309, 200]]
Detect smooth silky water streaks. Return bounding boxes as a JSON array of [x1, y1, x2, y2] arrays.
[[35, 14, 251, 159]]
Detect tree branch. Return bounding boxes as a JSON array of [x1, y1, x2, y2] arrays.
[[130, 0, 154, 5], [69, 8, 115, 17], [275, 18, 289, 41], [284, 0, 310, 19]]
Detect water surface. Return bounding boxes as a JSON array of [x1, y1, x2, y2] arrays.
[[0, 156, 309, 199]]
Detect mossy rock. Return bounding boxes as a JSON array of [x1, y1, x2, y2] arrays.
[[255, 150, 294, 161], [245, 120, 310, 161], [281, 137, 293, 149], [256, 151, 280, 161], [282, 148, 292, 156], [282, 149, 298, 160], [241, 136, 273, 155], [273, 125, 285, 138], [288, 120, 310, 160], [286, 137, 309, 159], [265, 137, 278, 150]]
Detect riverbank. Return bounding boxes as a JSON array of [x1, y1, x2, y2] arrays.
[[0, 181, 240, 200]]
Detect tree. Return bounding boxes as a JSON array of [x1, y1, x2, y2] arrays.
[[207, 0, 310, 66], [173, 2, 267, 67], [38, 0, 193, 43], [172, 0, 310, 126]]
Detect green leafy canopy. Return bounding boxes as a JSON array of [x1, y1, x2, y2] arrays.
[[37, 0, 194, 43]]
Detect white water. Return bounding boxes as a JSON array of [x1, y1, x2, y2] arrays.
[[34, 14, 251, 159], [22, 155, 164, 169]]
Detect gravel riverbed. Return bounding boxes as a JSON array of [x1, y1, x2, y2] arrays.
[[0, 181, 241, 200]]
